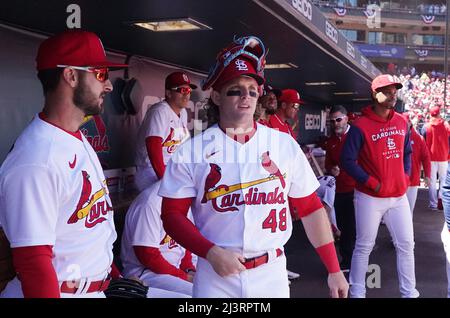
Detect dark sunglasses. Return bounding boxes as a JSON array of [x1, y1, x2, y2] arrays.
[[330, 116, 346, 123], [57, 65, 109, 82], [226, 90, 259, 98], [171, 86, 192, 95]]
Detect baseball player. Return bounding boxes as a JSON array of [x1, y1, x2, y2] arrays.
[[325, 105, 356, 272], [341, 74, 419, 298], [158, 36, 348, 298], [255, 84, 279, 126], [120, 180, 195, 297], [421, 106, 449, 210], [0, 30, 127, 298], [402, 112, 431, 215], [266, 89, 304, 137], [134, 71, 194, 191]]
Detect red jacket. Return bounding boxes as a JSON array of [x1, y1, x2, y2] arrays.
[[423, 118, 450, 161], [325, 129, 356, 193], [410, 128, 431, 186], [341, 106, 411, 198]]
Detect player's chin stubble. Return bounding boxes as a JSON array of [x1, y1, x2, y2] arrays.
[[73, 76, 104, 116]]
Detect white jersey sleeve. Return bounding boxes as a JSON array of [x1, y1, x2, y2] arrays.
[[127, 199, 162, 249], [146, 107, 169, 140], [158, 142, 197, 198], [288, 147, 320, 199], [0, 165, 58, 247]]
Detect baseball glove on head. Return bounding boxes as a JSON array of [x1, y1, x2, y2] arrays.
[[104, 278, 149, 298]]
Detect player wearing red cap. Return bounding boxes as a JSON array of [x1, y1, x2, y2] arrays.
[[422, 106, 450, 210], [266, 89, 304, 138], [0, 30, 127, 298], [158, 36, 348, 298], [134, 71, 195, 191], [341, 74, 419, 298]]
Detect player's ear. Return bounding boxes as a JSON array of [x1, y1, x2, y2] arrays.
[[62, 68, 78, 88], [211, 89, 222, 106]]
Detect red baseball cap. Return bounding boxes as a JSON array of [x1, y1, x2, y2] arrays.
[[165, 72, 197, 89], [371, 74, 403, 92], [36, 30, 128, 71], [212, 56, 265, 90], [430, 106, 441, 116], [279, 89, 305, 105]]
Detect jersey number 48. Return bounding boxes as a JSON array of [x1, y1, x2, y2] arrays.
[[262, 208, 287, 233]]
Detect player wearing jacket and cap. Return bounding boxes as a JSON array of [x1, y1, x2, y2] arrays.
[[422, 106, 450, 210], [134, 72, 195, 191], [341, 74, 419, 298], [158, 36, 348, 298], [0, 30, 127, 298]]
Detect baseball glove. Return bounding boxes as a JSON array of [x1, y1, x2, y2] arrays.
[[104, 277, 149, 298]]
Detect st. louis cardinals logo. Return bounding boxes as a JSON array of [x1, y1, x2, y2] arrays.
[[201, 152, 286, 213], [235, 59, 249, 71], [67, 170, 112, 228], [160, 234, 179, 249], [162, 127, 189, 154]]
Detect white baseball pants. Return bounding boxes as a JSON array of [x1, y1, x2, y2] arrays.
[[349, 190, 419, 298], [406, 186, 419, 216], [429, 161, 448, 208], [193, 253, 289, 298]]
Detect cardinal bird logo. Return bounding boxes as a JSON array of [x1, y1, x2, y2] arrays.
[[261, 151, 286, 188], [202, 163, 222, 203], [68, 171, 93, 224]]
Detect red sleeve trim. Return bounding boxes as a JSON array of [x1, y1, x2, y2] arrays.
[[161, 197, 215, 258], [12, 245, 60, 298], [145, 136, 165, 179], [288, 193, 324, 219], [134, 246, 187, 281]]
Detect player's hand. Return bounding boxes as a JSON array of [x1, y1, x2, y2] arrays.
[[206, 245, 246, 277], [330, 166, 340, 177], [328, 271, 349, 298], [424, 177, 430, 188]]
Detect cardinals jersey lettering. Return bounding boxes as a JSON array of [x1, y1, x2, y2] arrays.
[[121, 181, 190, 279], [159, 124, 319, 258], [135, 101, 190, 189], [0, 114, 116, 282]]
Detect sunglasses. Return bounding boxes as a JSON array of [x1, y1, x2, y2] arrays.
[[171, 86, 192, 95], [330, 116, 346, 123], [57, 65, 109, 82], [226, 89, 259, 98]]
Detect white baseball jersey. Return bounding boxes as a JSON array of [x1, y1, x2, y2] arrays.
[[134, 101, 190, 191], [158, 123, 319, 259], [316, 175, 336, 209], [121, 180, 190, 279], [0, 114, 116, 284]]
